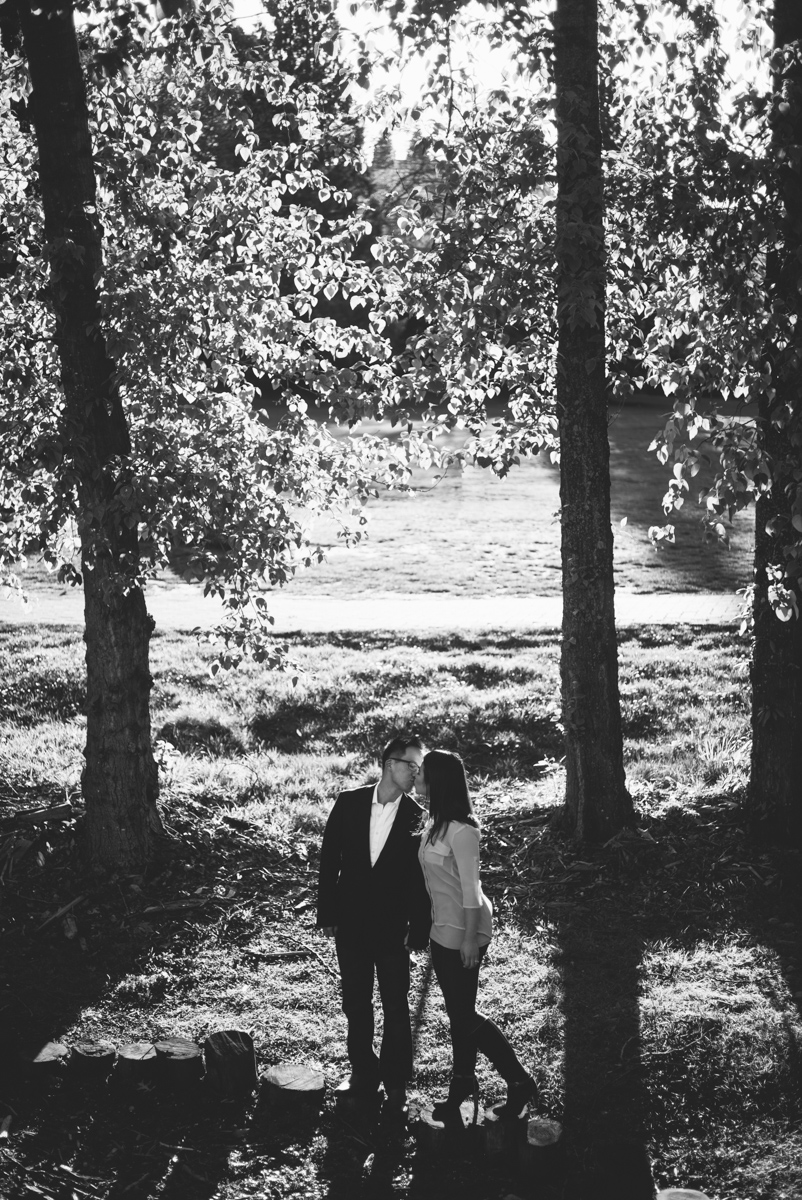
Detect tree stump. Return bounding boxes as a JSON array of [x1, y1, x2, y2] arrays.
[[203, 1030, 258, 1097], [69, 1040, 117, 1082], [262, 1062, 325, 1108], [518, 1117, 564, 1185], [116, 1042, 159, 1089], [29, 1041, 70, 1076], [155, 1037, 204, 1088], [484, 1102, 522, 1162]]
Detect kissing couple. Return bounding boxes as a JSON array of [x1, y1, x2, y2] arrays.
[[316, 734, 536, 1123]]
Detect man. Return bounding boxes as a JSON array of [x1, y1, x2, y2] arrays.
[[316, 735, 431, 1116]]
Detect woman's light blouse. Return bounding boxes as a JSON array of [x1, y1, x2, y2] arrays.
[[419, 820, 493, 949]]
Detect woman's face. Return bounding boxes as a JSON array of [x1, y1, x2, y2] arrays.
[[416, 769, 430, 801]]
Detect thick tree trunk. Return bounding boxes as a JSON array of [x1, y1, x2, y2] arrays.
[[554, 0, 631, 840], [750, 0, 802, 844], [19, 0, 159, 870]]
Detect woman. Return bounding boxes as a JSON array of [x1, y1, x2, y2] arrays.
[[417, 749, 536, 1123]]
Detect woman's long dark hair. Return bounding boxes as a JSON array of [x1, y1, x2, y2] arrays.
[[424, 750, 479, 845]]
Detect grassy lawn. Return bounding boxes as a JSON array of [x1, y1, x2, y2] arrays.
[[2, 622, 801, 1200]]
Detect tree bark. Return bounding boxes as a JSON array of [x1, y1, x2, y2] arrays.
[[750, 0, 802, 844], [554, 0, 631, 840], [18, 0, 159, 870]]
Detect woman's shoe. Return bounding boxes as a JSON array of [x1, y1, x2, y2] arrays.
[[498, 1074, 537, 1121], [431, 1074, 480, 1125]]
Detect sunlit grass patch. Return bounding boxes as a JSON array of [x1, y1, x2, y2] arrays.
[[0, 721, 84, 793], [643, 937, 802, 1192], [0, 626, 86, 726]]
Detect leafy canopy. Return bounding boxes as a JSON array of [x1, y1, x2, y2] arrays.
[[0, 0, 412, 665]]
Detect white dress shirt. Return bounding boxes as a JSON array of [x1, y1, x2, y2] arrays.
[[369, 785, 401, 866]]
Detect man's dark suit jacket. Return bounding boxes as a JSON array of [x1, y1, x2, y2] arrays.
[[316, 786, 432, 950]]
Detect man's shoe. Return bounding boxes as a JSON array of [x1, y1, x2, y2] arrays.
[[383, 1086, 409, 1120], [335, 1073, 381, 1106]]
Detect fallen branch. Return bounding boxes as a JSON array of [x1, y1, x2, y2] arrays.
[[272, 931, 339, 981], [33, 896, 84, 935], [142, 897, 236, 916], [9, 803, 75, 826], [246, 950, 312, 963]]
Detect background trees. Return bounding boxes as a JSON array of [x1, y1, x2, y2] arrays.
[[554, 0, 630, 838], [0, 0, 404, 870], [372, 0, 632, 837], [7, 0, 160, 869], [3, 0, 800, 860], [750, 0, 802, 842], [598, 1, 802, 841]]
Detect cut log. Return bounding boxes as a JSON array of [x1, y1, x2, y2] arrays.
[[116, 1042, 158, 1089], [69, 1040, 117, 1082], [657, 1192, 711, 1200], [484, 1102, 522, 1161], [29, 1041, 70, 1075], [154, 1036, 204, 1087], [518, 1117, 564, 1183], [203, 1030, 258, 1097], [262, 1062, 325, 1107]]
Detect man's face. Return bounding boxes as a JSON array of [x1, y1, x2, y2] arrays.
[[385, 746, 423, 792]]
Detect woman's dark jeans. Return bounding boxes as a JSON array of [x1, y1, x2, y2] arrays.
[[429, 939, 528, 1082]]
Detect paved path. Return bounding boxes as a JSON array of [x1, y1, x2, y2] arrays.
[[1, 584, 743, 632]]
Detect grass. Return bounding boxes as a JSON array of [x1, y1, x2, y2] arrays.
[[2, 621, 802, 1200]]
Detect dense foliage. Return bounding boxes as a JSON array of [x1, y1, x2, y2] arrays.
[[0, 0, 408, 666]]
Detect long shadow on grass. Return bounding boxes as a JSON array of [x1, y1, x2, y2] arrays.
[[555, 903, 653, 1200], [551, 796, 802, 1199], [245, 633, 563, 775], [638, 799, 802, 1191], [0, 939, 262, 1200], [0, 828, 302, 1200]]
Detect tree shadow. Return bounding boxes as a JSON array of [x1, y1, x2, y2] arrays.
[[0, 822, 280, 1200], [550, 795, 802, 1199], [555, 900, 652, 1199], [4, 749, 801, 1199], [248, 695, 563, 778], [157, 715, 247, 757]]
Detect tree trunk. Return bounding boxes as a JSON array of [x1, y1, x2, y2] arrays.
[[18, 0, 159, 871], [554, 0, 631, 840], [750, 0, 802, 844]]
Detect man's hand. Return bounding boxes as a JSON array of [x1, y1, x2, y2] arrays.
[[320, 926, 337, 938]]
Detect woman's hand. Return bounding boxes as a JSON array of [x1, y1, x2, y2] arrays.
[[460, 935, 480, 969]]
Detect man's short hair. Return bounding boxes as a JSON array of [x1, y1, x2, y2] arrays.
[[381, 735, 425, 767]]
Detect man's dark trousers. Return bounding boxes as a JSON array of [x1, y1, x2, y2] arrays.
[[335, 935, 411, 1087], [316, 785, 431, 1089]]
